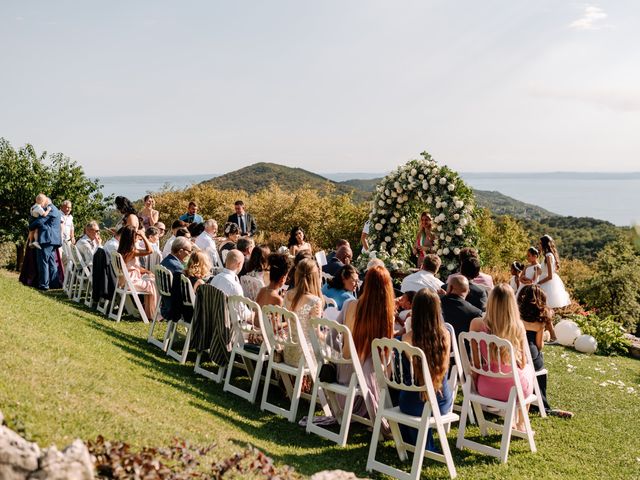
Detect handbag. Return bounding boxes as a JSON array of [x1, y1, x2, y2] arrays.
[[318, 362, 337, 383]]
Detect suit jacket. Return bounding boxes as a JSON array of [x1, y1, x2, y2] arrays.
[[226, 212, 257, 237], [322, 257, 344, 277], [161, 254, 183, 275], [29, 203, 62, 247], [160, 254, 183, 318], [441, 294, 483, 339], [467, 282, 488, 312]]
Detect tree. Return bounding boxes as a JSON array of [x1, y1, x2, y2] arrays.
[[0, 138, 110, 269], [475, 208, 530, 271]]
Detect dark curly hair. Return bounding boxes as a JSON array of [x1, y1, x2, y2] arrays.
[[517, 284, 552, 324], [115, 196, 137, 215]]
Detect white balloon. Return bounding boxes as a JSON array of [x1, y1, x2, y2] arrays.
[[555, 320, 581, 347], [575, 334, 598, 354]]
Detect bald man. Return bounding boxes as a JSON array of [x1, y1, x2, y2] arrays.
[[441, 274, 483, 339], [209, 249, 245, 297]]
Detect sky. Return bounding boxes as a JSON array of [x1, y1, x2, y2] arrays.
[[1, 1, 639, 176]]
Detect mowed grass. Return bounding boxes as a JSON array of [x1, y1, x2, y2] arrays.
[[0, 270, 639, 479]]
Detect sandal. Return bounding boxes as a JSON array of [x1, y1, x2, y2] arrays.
[[548, 408, 574, 419]]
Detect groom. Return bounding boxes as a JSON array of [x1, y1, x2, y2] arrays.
[[29, 197, 62, 290]]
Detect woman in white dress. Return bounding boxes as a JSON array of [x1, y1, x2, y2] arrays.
[[517, 247, 542, 295], [538, 235, 571, 309]]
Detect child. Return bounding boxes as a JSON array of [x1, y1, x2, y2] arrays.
[[509, 261, 524, 292], [538, 235, 571, 309], [519, 247, 542, 291], [28, 194, 51, 249], [394, 290, 415, 336]]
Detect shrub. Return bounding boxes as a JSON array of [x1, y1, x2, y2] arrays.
[[475, 208, 530, 272], [571, 313, 631, 356]]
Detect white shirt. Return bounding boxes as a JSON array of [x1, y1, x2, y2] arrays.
[[400, 270, 444, 294], [209, 268, 244, 297], [31, 204, 46, 218], [195, 231, 221, 268], [103, 237, 119, 260], [60, 213, 74, 242], [162, 235, 176, 258], [76, 235, 99, 265]]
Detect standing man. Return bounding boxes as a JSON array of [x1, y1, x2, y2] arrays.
[[227, 200, 257, 237], [60, 200, 75, 244], [195, 219, 222, 269], [179, 201, 204, 224], [29, 196, 62, 290]]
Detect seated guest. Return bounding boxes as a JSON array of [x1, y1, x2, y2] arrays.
[[116, 226, 157, 318], [327, 238, 350, 262], [517, 285, 573, 418], [321, 264, 358, 310], [400, 254, 444, 294], [159, 237, 192, 318], [161, 219, 187, 257], [209, 249, 244, 297], [446, 247, 494, 290], [459, 257, 489, 312], [145, 226, 162, 256], [256, 253, 291, 308], [394, 290, 415, 335], [469, 284, 533, 431], [115, 196, 140, 230], [187, 222, 205, 239], [237, 236, 255, 267], [184, 250, 212, 291], [179, 201, 204, 224], [175, 227, 191, 241], [76, 221, 102, 265], [283, 258, 324, 367], [219, 222, 240, 264], [195, 219, 222, 269], [286, 250, 313, 290], [139, 194, 159, 229], [227, 200, 257, 237], [103, 227, 122, 260], [399, 288, 452, 452], [154, 221, 166, 239], [441, 274, 482, 338], [242, 244, 270, 282], [322, 244, 353, 277], [287, 226, 312, 256]]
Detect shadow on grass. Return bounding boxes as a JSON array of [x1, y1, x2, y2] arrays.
[[43, 289, 525, 477]]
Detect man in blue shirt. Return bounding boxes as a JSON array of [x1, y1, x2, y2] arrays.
[[179, 201, 204, 224], [29, 197, 62, 290]]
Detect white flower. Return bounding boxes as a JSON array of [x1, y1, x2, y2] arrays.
[[417, 190, 423, 197], [426, 196, 432, 204], [391, 247, 398, 254], [445, 235, 452, 242], [386, 199, 392, 204], [408, 176, 414, 183], [411, 168, 417, 176], [380, 242, 386, 249], [394, 181, 400, 189], [455, 200, 464, 208], [447, 263, 456, 270], [455, 228, 463, 235], [422, 181, 429, 190], [435, 202, 442, 209], [393, 211, 400, 217], [440, 233, 445, 239], [390, 217, 397, 223], [397, 196, 403, 203], [381, 218, 386, 224], [435, 196, 441, 203], [402, 195, 408, 202], [401, 216, 406, 222], [430, 178, 436, 185], [441, 201, 447, 208], [419, 174, 424, 179], [385, 189, 390, 196], [453, 247, 460, 255], [396, 185, 403, 193], [437, 225, 443, 231], [453, 213, 460, 220], [447, 184, 455, 191], [439, 177, 447, 185], [385, 236, 391, 242], [460, 218, 467, 226], [437, 249, 443, 255], [375, 223, 383, 231], [393, 232, 398, 238], [391, 191, 397, 198], [439, 214, 446, 222], [442, 247, 450, 255], [378, 200, 385, 207]]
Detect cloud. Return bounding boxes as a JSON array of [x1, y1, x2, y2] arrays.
[[569, 5, 610, 30], [528, 86, 640, 112]]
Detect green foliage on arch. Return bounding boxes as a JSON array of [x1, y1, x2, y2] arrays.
[[367, 152, 478, 271]]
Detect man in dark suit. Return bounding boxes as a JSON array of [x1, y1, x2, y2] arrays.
[[459, 257, 489, 312], [159, 236, 191, 318], [322, 245, 353, 277], [441, 275, 483, 339], [227, 200, 257, 237], [29, 197, 62, 290]]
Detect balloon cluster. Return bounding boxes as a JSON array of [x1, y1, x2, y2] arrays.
[[555, 320, 597, 354]]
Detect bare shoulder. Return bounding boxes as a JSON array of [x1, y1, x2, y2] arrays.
[[469, 316, 485, 332]]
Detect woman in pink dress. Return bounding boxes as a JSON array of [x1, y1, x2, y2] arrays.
[[116, 226, 158, 319], [469, 283, 533, 431]]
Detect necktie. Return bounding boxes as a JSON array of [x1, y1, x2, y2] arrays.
[[239, 215, 245, 234]]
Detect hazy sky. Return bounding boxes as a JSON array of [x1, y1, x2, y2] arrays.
[[1, 1, 639, 176]]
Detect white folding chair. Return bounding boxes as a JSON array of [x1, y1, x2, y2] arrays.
[[143, 250, 163, 272], [456, 331, 537, 463], [321, 272, 333, 286], [260, 305, 329, 422], [166, 275, 195, 364], [444, 323, 475, 428], [322, 295, 337, 309], [306, 317, 374, 446], [107, 253, 150, 323], [148, 265, 173, 351], [61, 241, 75, 297], [366, 338, 458, 480], [69, 244, 92, 304], [223, 296, 270, 403], [315, 250, 328, 268], [524, 342, 548, 418]]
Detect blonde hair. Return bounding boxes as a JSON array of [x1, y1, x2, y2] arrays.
[[35, 193, 47, 204], [290, 258, 322, 311], [484, 283, 525, 367], [185, 251, 211, 279]]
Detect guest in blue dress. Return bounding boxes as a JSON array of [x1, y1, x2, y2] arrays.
[[398, 288, 452, 452], [321, 264, 358, 309]]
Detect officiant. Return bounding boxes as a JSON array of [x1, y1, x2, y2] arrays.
[[227, 200, 257, 237]]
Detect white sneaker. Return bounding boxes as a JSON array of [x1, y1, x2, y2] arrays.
[[30, 241, 42, 249]]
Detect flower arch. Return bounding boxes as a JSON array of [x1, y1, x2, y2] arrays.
[[367, 151, 477, 272]]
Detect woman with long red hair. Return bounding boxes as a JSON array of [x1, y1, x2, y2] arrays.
[[337, 265, 395, 418]]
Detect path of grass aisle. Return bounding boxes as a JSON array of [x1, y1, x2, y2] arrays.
[[1, 270, 639, 479]]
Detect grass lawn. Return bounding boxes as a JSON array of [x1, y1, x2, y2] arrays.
[[1, 270, 639, 479]]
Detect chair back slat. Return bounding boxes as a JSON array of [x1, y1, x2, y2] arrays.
[[153, 265, 173, 297], [309, 317, 353, 366], [227, 295, 268, 351], [458, 331, 518, 379], [261, 305, 315, 371], [180, 275, 196, 306], [371, 338, 430, 394], [322, 296, 337, 309]]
